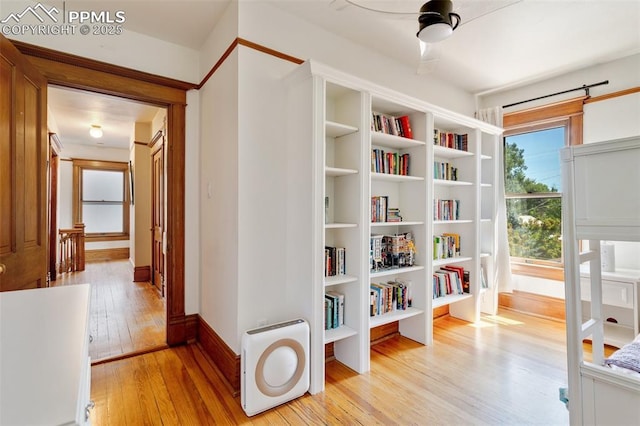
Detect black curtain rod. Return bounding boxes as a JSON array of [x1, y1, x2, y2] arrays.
[[502, 80, 609, 109]]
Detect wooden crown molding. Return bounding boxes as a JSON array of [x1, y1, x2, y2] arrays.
[[197, 37, 304, 89], [10, 39, 197, 92]]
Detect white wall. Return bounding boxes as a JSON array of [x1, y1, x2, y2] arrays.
[[583, 92, 640, 143], [5, 0, 200, 84], [236, 1, 475, 116], [130, 140, 151, 268], [198, 1, 240, 349], [478, 54, 640, 299], [184, 89, 200, 315], [236, 47, 303, 344]]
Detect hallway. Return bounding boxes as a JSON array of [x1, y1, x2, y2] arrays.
[[54, 260, 166, 362]]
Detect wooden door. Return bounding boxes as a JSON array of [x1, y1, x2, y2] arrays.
[[0, 35, 48, 291], [151, 141, 165, 296], [48, 137, 60, 282]]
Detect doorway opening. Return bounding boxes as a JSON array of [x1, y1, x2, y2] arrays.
[[47, 84, 169, 361], [9, 38, 193, 351]]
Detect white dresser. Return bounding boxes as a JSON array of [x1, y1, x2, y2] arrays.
[[0, 284, 92, 425], [580, 267, 640, 348]]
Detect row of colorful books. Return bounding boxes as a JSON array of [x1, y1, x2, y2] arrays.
[[372, 113, 414, 139], [324, 291, 344, 330], [433, 265, 470, 298], [371, 149, 410, 176], [325, 246, 345, 277], [371, 196, 402, 223], [434, 161, 458, 181], [434, 129, 468, 151], [434, 199, 460, 221], [370, 280, 413, 317], [433, 233, 461, 260]]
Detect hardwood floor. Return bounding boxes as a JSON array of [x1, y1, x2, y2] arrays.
[[91, 310, 572, 425], [54, 260, 166, 361]]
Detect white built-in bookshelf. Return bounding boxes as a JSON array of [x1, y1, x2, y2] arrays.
[[285, 60, 502, 394]]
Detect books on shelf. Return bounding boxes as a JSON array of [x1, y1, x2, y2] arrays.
[[433, 233, 461, 260], [370, 279, 412, 317], [324, 291, 345, 330], [370, 235, 384, 271], [371, 112, 413, 139], [434, 161, 458, 181], [434, 199, 460, 221], [325, 246, 346, 277], [387, 208, 402, 222], [433, 265, 469, 298], [371, 149, 410, 175], [371, 196, 403, 223], [433, 129, 468, 151], [371, 233, 416, 271]]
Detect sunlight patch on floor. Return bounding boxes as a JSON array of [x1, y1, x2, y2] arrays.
[[469, 315, 525, 328]]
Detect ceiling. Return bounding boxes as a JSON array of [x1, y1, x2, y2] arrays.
[[43, 0, 639, 150], [48, 86, 162, 150]]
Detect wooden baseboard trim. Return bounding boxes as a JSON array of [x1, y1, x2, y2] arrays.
[[133, 265, 151, 282], [86, 247, 129, 262], [185, 313, 198, 344], [197, 316, 240, 396], [499, 290, 565, 322]]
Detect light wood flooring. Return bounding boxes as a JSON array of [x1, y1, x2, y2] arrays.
[[91, 310, 573, 425], [54, 260, 166, 362]]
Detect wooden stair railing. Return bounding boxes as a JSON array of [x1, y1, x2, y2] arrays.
[[59, 223, 85, 273]]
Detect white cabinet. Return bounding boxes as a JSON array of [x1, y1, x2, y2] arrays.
[[0, 284, 92, 425], [580, 268, 640, 348], [285, 60, 501, 394]]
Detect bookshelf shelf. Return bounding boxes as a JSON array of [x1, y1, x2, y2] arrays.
[[324, 275, 358, 287], [371, 221, 424, 227], [371, 131, 425, 149], [434, 179, 473, 187], [369, 307, 424, 328], [371, 172, 424, 182], [370, 265, 424, 278], [432, 293, 473, 309], [324, 325, 358, 344], [285, 60, 501, 395], [326, 166, 358, 177], [326, 120, 358, 138], [433, 219, 473, 225], [433, 145, 474, 159], [325, 223, 358, 229], [433, 257, 473, 267]]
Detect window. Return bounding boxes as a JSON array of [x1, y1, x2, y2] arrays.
[[503, 98, 584, 280], [505, 127, 564, 264], [73, 160, 129, 241]]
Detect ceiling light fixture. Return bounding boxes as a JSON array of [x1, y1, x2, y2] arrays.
[[89, 125, 103, 138], [417, 0, 461, 43]]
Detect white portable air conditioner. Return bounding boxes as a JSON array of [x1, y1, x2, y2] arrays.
[[241, 318, 310, 416]]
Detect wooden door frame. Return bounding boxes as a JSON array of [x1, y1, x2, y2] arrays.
[[150, 131, 165, 297], [48, 133, 62, 282], [11, 40, 197, 345]]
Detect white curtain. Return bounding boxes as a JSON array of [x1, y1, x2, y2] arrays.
[[477, 107, 513, 294]]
